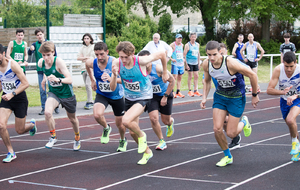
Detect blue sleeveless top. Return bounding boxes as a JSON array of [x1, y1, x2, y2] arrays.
[[171, 42, 184, 66], [93, 56, 124, 100], [148, 62, 169, 96], [235, 42, 244, 61], [186, 42, 199, 65], [119, 55, 153, 101]]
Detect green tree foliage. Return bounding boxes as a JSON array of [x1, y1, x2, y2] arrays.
[[127, 0, 152, 16], [152, 0, 218, 41], [218, 0, 300, 42], [106, 0, 129, 37], [158, 13, 172, 34], [106, 34, 119, 57]]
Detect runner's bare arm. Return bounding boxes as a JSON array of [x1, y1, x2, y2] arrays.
[[232, 43, 238, 57], [85, 58, 97, 91], [6, 41, 13, 59], [53, 57, 73, 84], [110, 59, 119, 91], [200, 59, 211, 109]]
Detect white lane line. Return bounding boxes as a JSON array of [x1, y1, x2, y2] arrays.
[[146, 175, 237, 185], [51, 147, 110, 154], [8, 180, 87, 190], [224, 161, 293, 190]]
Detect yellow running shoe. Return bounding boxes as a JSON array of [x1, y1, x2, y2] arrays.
[[138, 131, 147, 153], [216, 156, 233, 167], [290, 141, 300, 155], [137, 150, 153, 165], [166, 118, 175, 138], [291, 151, 300, 162], [242, 116, 252, 137]]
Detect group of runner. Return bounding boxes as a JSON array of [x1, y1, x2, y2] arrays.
[[0, 29, 299, 168]]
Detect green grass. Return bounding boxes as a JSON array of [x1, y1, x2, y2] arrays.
[[25, 60, 277, 107]]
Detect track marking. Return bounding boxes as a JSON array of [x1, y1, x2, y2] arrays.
[[145, 175, 237, 185], [8, 180, 87, 190], [51, 147, 110, 154], [224, 161, 293, 190]]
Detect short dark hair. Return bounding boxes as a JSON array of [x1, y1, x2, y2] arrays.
[[94, 42, 108, 51], [283, 33, 291, 38], [219, 43, 227, 50], [0, 44, 5, 54], [205, 41, 221, 52], [82, 33, 94, 46], [138, 50, 150, 56], [16, 29, 24, 35], [283, 51, 296, 64], [35, 28, 44, 35]]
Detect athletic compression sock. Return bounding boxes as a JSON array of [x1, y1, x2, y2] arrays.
[[223, 148, 232, 158], [50, 129, 56, 138], [75, 132, 80, 141]]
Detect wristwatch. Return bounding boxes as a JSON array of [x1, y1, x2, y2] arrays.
[[12, 91, 16, 96], [163, 93, 169, 97], [252, 93, 258, 97], [59, 78, 62, 83]]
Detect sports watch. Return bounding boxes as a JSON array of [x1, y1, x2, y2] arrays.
[[163, 93, 169, 97]]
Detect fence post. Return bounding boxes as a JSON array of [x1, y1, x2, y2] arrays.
[[270, 55, 273, 80]]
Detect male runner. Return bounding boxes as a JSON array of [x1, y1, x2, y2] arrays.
[[6, 29, 28, 73], [0, 44, 37, 163], [28, 28, 59, 115], [86, 42, 127, 152], [267, 51, 300, 161], [183, 32, 202, 97], [38, 41, 81, 151], [170, 34, 185, 98], [201, 41, 259, 167], [138, 50, 175, 151], [231, 34, 245, 62], [110, 41, 168, 165], [280, 33, 296, 63]]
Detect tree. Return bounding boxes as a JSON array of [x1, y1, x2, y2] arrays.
[[127, 0, 152, 16], [218, 0, 300, 42], [152, 0, 219, 41]]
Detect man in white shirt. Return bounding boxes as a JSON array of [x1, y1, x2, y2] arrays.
[[143, 33, 172, 64]]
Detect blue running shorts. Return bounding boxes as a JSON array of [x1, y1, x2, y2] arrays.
[[171, 65, 184, 75], [280, 98, 300, 120]]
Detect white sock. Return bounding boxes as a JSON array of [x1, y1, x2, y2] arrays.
[[292, 137, 298, 143]]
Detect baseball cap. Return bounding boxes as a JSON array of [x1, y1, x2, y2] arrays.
[[176, 34, 182, 38]]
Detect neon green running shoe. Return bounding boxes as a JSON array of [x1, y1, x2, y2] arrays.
[[117, 138, 128, 152], [166, 118, 175, 138], [291, 151, 300, 162], [216, 156, 233, 167], [138, 131, 147, 153], [137, 150, 153, 165], [101, 124, 112, 144], [242, 116, 252, 137]]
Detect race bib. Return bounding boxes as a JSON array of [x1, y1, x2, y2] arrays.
[[192, 50, 198, 57], [152, 84, 162, 93], [2, 81, 16, 93], [247, 54, 255, 61], [286, 90, 297, 97], [176, 53, 183, 60], [283, 49, 291, 54], [217, 80, 235, 88], [49, 80, 62, 87], [98, 81, 112, 92], [14, 53, 23, 61], [124, 80, 140, 92]]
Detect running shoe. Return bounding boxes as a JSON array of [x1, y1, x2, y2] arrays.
[[138, 131, 147, 153], [137, 150, 153, 165], [117, 138, 128, 152], [229, 134, 241, 149], [291, 151, 300, 162], [194, 91, 202, 97], [166, 118, 175, 138], [54, 107, 60, 114], [101, 124, 112, 144], [173, 92, 177, 98], [156, 139, 167, 150], [84, 102, 94, 110], [29, 119, 37, 136], [242, 116, 252, 137], [188, 91, 194, 97], [290, 141, 300, 155], [73, 140, 81, 151], [45, 137, 57, 149], [3, 152, 17, 163], [216, 156, 233, 167], [176, 92, 185, 98]]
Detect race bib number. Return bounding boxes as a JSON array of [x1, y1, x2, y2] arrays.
[[176, 53, 183, 60], [98, 81, 112, 92], [247, 54, 255, 61], [192, 50, 198, 57], [49, 80, 62, 87], [2, 82, 16, 92], [124, 81, 140, 92], [217, 80, 235, 88], [152, 84, 162, 93], [286, 90, 297, 97], [14, 53, 23, 61], [283, 49, 291, 54]]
